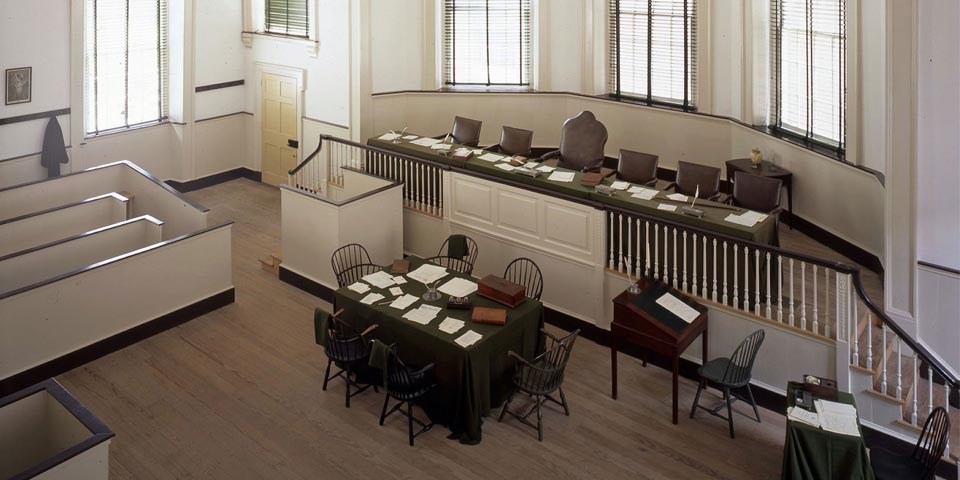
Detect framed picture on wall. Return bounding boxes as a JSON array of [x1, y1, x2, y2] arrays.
[[5, 67, 32, 105]]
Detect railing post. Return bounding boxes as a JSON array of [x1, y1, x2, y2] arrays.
[[834, 272, 852, 392]]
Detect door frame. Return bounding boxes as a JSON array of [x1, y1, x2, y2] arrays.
[[254, 63, 305, 181]]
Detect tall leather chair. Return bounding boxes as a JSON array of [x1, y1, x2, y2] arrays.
[[488, 126, 534, 157], [728, 171, 783, 215], [617, 149, 659, 187], [665, 161, 722, 201], [448, 116, 482, 146], [540, 111, 612, 176]]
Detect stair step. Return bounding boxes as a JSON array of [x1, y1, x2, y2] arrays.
[[259, 253, 280, 276], [863, 388, 906, 406]]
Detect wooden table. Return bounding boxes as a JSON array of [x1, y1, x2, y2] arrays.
[[611, 277, 709, 424], [726, 158, 793, 227]]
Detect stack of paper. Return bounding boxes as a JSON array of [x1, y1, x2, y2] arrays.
[[455, 330, 483, 348], [438, 278, 478, 297], [378, 132, 400, 141], [536, 165, 556, 173], [666, 193, 689, 202], [657, 204, 677, 212], [610, 181, 631, 190], [524, 162, 540, 169], [430, 143, 453, 151], [407, 264, 449, 285], [655, 292, 700, 323], [815, 399, 861, 437], [547, 171, 576, 182], [630, 188, 658, 200], [495, 163, 517, 172], [478, 153, 505, 163], [724, 210, 768, 227], [402, 135, 418, 140], [390, 294, 419, 310], [787, 407, 821, 428], [347, 282, 370, 294], [360, 293, 385, 305], [411, 137, 441, 147], [472, 149, 485, 155], [438, 317, 465, 334], [388, 286, 404, 296], [392, 276, 407, 285], [362, 271, 396, 289], [403, 305, 442, 325]]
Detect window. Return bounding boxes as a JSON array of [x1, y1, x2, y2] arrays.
[[265, 0, 309, 37], [608, 0, 697, 110], [84, 0, 168, 136], [442, 0, 532, 87], [769, 0, 846, 154]]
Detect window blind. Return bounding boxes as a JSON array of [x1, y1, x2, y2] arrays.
[[770, 0, 846, 153], [84, 0, 168, 136], [443, 0, 532, 86], [607, 0, 697, 110], [265, 0, 308, 37]]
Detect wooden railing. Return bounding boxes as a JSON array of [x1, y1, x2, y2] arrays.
[[290, 136, 445, 216]]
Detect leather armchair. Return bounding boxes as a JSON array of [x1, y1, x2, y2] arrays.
[[487, 126, 534, 157], [617, 149, 659, 187], [726, 171, 783, 217], [448, 116, 483, 147], [665, 161, 722, 201], [539, 111, 614, 177]]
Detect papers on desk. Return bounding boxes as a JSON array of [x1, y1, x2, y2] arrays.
[[524, 162, 540, 169], [724, 210, 768, 228], [362, 270, 396, 289], [438, 278, 478, 297], [402, 135, 418, 140], [657, 203, 677, 212], [478, 152, 506, 163], [407, 264, 449, 285], [787, 407, 821, 428], [438, 317, 465, 334], [403, 304, 442, 325], [547, 171, 576, 182], [411, 137, 441, 147], [378, 133, 401, 141], [455, 330, 483, 348], [392, 276, 407, 285], [390, 294, 419, 310], [610, 181, 631, 191], [815, 399, 858, 416], [536, 165, 556, 173], [347, 282, 370, 294], [430, 143, 453, 151], [389, 287, 404, 296], [666, 193, 689, 202], [655, 292, 700, 323], [472, 149, 485, 155], [630, 188, 659, 200], [360, 293, 385, 305], [495, 163, 517, 172]]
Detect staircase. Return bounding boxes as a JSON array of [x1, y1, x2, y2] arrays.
[[848, 301, 959, 463]]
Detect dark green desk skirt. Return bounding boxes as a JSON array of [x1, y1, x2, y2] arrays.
[[782, 385, 875, 479], [334, 257, 543, 444]]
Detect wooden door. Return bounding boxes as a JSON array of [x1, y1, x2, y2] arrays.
[[261, 72, 299, 186]]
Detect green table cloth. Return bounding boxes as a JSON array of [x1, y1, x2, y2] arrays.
[[782, 384, 874, 480], [334, 256, 544, 444]]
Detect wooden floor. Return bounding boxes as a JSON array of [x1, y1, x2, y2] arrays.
[[55, 178, 881, 479]]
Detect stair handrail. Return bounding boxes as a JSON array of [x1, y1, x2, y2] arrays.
[[294, 133, 960, 392]]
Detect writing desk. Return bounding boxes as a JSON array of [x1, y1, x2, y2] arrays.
[[334, 256, 543, 445], [611, 277, 708, 424]]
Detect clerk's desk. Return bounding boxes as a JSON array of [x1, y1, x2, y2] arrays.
[[611, 277, 709, 425]]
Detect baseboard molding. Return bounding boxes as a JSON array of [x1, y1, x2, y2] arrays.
[[279, 266, 335, 303], [0, 288, 235, 396], [166, 168, 261, 193]]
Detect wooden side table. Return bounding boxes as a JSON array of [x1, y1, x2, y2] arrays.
[[726, 158, 793, 228], [611, 277, 709, 425]]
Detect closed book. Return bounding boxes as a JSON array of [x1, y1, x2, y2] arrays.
[[581, 172, 603, 187], [477, 274, 526, 308], [471, 306, 507, 325], [391, 259, 409, 274]]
